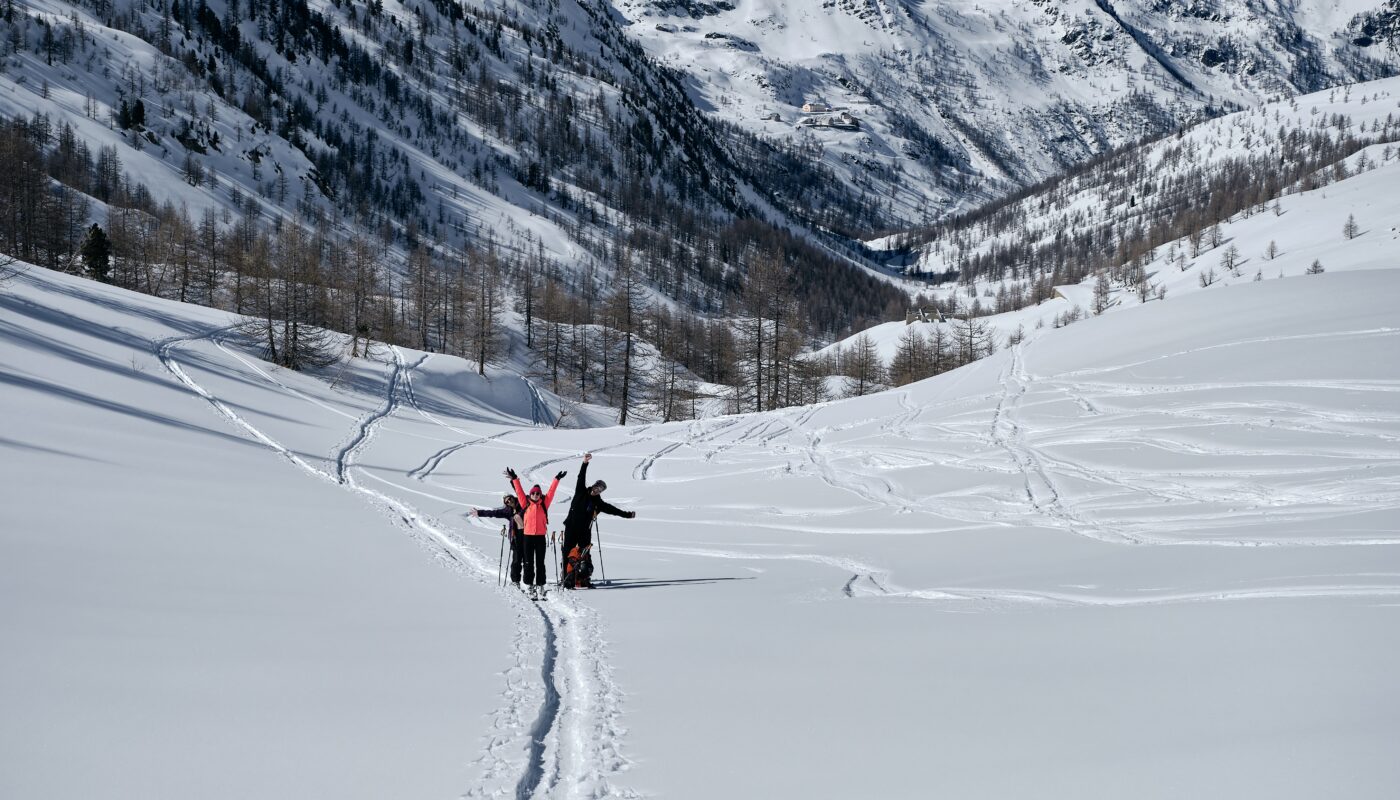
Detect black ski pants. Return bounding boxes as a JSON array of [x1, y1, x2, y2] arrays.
[[521, 534, 548, 586], [508, 534, 524, 584], [561, 522, 592, 564]]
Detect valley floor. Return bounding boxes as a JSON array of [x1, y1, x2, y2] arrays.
[[3, 267, 1398, 798]]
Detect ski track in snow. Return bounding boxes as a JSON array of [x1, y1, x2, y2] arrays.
[[211, 335, 361, 422], [988, 344, 1134, 544], [527, 337, 1400, 612], [156, 329, 337, 483], [889, 584, 1400, 609], [397, 385, 642, 800], [407, 430, 521, 483], [158, 331, 640, 799], [335, 348, 426, 484], [156, 315, 1400, 794], [627, 416, 751, 481], [398, 358, 526, 484], [584, 341, 1400, 608], [982, 344, 1400, 549], [526, 379, 552, 427], [515, 604, 560, 800]]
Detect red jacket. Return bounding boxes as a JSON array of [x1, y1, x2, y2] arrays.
[[512, 477, 558, 536]]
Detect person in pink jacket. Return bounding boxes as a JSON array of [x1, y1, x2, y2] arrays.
[[505, 467, 565, 598]]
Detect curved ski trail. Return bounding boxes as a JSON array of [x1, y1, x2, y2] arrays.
[[159, 332, 638, 799]]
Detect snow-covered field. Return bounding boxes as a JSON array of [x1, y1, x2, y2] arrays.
[[3, 263, 1399, 797]]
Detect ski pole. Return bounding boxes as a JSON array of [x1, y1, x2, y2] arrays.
[[594, 518, 606, 584], [551, 531, 560, 587], [497, 525, 506, 586]]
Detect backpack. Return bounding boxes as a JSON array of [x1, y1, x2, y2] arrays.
[[561, 545, 594, 589]]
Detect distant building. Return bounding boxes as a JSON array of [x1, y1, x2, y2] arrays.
[[801, 101, 830, 113], [830, 110, 859, 129], [797, 110, 860, 130]]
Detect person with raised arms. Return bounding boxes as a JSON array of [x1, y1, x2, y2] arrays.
[[504, 466, 564, 599], [560, 453, 635, 588]]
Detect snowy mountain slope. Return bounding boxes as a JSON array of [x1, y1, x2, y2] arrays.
[[4, 0, 1396, 268], [0, 269, 520, 799], [795, 75, 1400, 385], [621, 0, 1400, 223], [0, 0, 905, 263], [0, 0, 590, 256], [5, 251, 1400, 797], [914, 76, 1400, 278], [818, 129, 1400, 368], [0, 0, 921, 403]]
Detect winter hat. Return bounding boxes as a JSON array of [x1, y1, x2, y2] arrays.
[[530, 484, 543, 494]]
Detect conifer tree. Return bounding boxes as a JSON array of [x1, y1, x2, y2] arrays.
[[79, 223, 111, 282]]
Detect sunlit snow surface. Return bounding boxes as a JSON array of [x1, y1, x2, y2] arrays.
[[3, 266, 1399, 798]]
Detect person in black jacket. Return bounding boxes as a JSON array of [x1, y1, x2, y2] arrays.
[[561, 453, 635, 585], [470, 494, 524, 586]]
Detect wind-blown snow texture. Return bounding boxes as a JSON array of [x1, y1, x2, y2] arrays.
[[3, 256, 1398, 797]]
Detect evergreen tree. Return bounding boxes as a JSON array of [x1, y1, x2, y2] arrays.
[[79, 223, 111, 282]]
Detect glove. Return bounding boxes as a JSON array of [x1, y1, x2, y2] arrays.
[[626, 511, 637, 519], [555, 470, 567, 480], [505, 468, 517, 480]]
